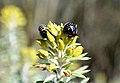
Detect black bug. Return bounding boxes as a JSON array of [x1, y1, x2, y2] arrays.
[[63, 22, 78, 37], [38, 24, 47, 38]]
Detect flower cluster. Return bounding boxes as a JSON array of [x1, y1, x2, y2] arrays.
[[35, 21, 90, 83], [0, 5, 27, 28]]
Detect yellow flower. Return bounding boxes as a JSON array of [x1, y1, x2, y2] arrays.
[[47, 31, 55, 42], [47, 21, 58, 36], [57, 30, 62, 37], [47, 63, 57, 72], [71, 36, 79, 44], [37, 49, 49, 59], [73, 46, 84, 57], [36, 39, 47, 48], [53, 23, 61, 31], [58, 39, 65, 50], [66, 47, 73, 55], [60, 23, 64, 29], [0, 5, 27, 27], [63, 69, 72, 77], [21, 47, 38, 64]]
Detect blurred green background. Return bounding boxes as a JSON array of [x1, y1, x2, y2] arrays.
[[0, 0, 120, 83]]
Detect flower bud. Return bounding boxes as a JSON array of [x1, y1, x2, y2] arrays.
[[47, 31, 55, 42], [47, 63, 57, 72], [57, 30, 62, 36], [37, 49, 49, 59], [73, 46, 84, 57], [36, 39, 47, 48], [60, 23, 64, 29], [58, 39, 65, 50], [66, 47, 73, 55], [71, 36, 78, 44], [47, 21, 58, 36], [53, 23, 61, 31], [63, 69, 72, 77], [33, 63, 46, 70]]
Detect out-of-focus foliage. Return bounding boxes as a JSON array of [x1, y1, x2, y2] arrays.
[[0, 5, 27, 27], [0, 0, 120, 83], [21, 47, 38, 64], [0, 4, 38, 83]]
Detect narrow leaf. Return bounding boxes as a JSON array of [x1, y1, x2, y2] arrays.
[[43, 75, 56, 83], [80, 53, 88, 57], [72, 73, 86, 79], [72, 66, 90, 74], [75, 66, 89, 71], [62, 62, 72, 68], [80, 70, 91, 74], [49, 59, 58, 65], [69, 53, 90, 61], [64, 43, 81, 52], [80, 57, 91, 60], [80, 78, 90, 83]]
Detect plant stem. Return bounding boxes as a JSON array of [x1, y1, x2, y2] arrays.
[[8, 23, 21, 83]]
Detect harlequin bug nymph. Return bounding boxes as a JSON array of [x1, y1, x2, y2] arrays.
[[38, 24, 47, 38], [63, 22, 78, 37]]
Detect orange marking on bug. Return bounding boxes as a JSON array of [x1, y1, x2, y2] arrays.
[[73, 32, 75, 34], [68, 28, 70, 30]]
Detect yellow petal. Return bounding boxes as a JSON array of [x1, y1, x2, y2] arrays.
[[47, 63, 57, 72], [71, 36, 79, 44], [36, 39, 47, 48], [36, 39, 42, 45], [47, 31, 55, 42], [58, 39, 65, 50], [48, 21, 54, 26], [47, 21, 58, 36], [73, 46, 84, 57], [48, 25, 58, 36], [53, 23, 61, 31], [66, 47, 73, 55], [60, 23, 64, 28], [38, 49, 49, 58]]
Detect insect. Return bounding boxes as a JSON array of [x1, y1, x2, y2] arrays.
[[38, 24, 47, 38], [63, 22, 78, 37]]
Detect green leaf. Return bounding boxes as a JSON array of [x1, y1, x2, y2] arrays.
[[69, 53, 90, 61], [72, 66, 90, 79], [72, 66, 90, 74], [80, 70, 91, 74], [72, 73, 86, 79], [64, 43, 81, 53], [80, 53, 88, 57], [43, 75, 56, 83], [66, 76, 75, 83], [80, 57, 91, 60], [48, 59, 58, 65], [77, 66, 89, 71], [62, 62, 72, 69]]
